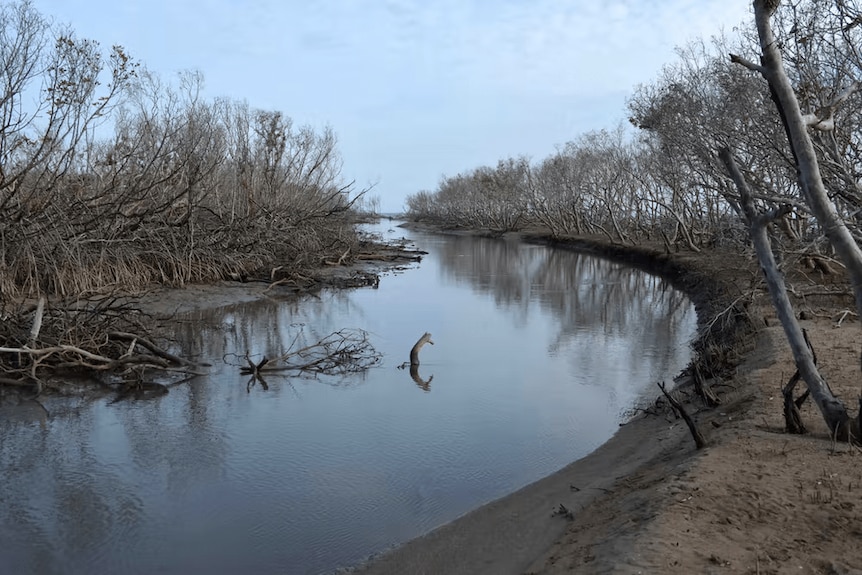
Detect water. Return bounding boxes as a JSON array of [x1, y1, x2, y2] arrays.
[[0, 223, 697, 575]]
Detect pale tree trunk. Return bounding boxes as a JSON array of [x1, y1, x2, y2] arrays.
[[720, 149, 852, 438], [737, 0, 862, 320], [726, 0, 862, 440]]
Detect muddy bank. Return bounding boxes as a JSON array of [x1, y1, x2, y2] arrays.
[[351, 229, 761, 575], [134, 242, 425, 317]]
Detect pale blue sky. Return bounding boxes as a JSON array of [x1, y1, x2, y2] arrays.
[[34, 1, 750, 211]]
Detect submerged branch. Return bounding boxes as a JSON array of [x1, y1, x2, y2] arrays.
[[238, 328, 381, 378]]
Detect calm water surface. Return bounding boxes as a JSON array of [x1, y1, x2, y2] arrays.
[[0, 223, 697, 574]]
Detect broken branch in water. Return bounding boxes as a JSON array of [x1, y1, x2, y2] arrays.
[[410, 332, 433, 366], [238, 328, 381, 378], [397, 332, 435, 385]]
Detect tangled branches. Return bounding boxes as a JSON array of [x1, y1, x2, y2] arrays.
[[237, 328, 381, 389], [0, 296, 202, 392]]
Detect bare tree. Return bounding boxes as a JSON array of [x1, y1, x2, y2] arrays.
[[0, 1, 374, 390], [727, 0, 862, 438]]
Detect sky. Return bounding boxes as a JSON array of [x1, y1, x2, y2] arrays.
[[33, 0, 751, 212]]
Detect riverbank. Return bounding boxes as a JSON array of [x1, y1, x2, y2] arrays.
[[0, 219, 424, 393], [133, 238, 425, 316], [353, 228, 862, 574]]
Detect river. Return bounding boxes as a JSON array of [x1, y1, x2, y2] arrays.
[[0, 223, 697, 574]]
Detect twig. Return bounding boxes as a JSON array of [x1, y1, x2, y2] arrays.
[[237, 328, 381, 378], [834, 310, 856, 327], [703, 294, 749, 333]]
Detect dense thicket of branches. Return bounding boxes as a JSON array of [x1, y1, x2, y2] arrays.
[[0, 1, 364, 303], [0, 1, 370, 387], [406, 0, 862, 438]]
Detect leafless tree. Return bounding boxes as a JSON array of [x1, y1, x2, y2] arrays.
[[0, 1, 371, 389], [726, 0, 862, 438]]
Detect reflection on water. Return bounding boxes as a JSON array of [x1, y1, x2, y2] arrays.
[[437, 235, 692, 390], [408, 363, 433, 391], [0, 224, 697, 575]]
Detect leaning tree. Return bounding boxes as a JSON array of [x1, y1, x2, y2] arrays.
[[724, 0, 862, 439]]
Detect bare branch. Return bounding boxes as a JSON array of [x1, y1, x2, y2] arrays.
[[729, 52, 766, 74], [238, 328, 381, 379]]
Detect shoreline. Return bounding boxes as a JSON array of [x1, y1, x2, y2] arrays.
[[349, 393, 696, 575], [351, 230, 761, 574]]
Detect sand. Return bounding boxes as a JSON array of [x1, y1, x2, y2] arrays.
[[352, 235, 862, 575], [532, 319, 862, 575]]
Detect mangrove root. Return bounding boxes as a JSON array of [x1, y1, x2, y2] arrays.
[[693, 363, 721, 408]]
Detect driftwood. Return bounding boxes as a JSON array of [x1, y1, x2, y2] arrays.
[[409, 332, 434, 366], [108, 332, 201, 368], [396, 333, 434, 389], [238, 328, 381, 382], [0, 296, 206, 393], [0, 335, 204, 389], [658, 381, 707, 449]]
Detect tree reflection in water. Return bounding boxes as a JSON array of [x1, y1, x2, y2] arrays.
[[436, 234, 694, 393], [409, 364, 433, 391]]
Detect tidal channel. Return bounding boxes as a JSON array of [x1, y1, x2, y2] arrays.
[[0, 223, 697, 574]]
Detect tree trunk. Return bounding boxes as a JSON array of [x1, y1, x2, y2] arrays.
[[751, 0, 862, 325], [720, 148, 851, 438]]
